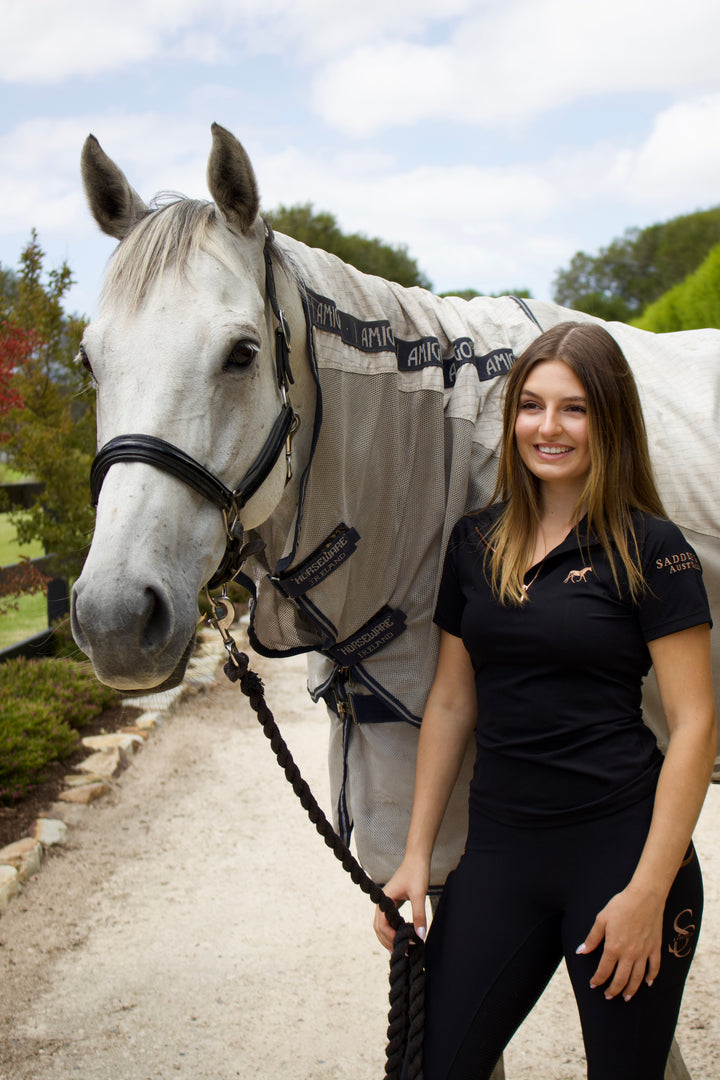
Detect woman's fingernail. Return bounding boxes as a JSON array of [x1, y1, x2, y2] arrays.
[[416, 926, 426, 941], [646, 978, 654, 988], [624, 994, 632, 1002], [576, 944, 586, 954]]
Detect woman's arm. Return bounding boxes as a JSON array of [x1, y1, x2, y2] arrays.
[[578, 623, 717, 1000], [373, 630, 477, 951]]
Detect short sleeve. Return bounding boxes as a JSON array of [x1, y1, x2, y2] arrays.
[[637, 517, 713, 642], [433, 522, 468, 638]]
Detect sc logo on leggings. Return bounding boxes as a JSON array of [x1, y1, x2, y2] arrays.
[[667, 908, 697, 959]]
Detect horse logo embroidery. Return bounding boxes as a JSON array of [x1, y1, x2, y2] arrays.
[[563, 567, 593, 584], [668, 908, 697, 959]]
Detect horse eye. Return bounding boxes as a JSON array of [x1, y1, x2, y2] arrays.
[[78, 344, 94, 376], [225, 340, 258, 370]]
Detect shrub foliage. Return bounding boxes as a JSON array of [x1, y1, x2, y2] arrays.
[[0, 657, 118, 802]]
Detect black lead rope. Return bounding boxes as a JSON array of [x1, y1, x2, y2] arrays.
[[206, 595, 425, 1079]]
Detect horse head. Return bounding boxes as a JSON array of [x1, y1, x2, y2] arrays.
[[71, 125, 312, 691]]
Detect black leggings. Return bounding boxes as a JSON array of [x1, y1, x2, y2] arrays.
[[421, 797, 703, 1080]]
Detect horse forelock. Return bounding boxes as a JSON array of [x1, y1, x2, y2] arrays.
[[100, 197, 246, 312]]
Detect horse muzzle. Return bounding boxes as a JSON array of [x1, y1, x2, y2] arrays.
[[71, 573, 196, 691]]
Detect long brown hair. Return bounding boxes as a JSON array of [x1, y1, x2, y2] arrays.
[[486, 321, 666, 605]]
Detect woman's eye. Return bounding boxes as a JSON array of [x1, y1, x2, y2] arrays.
[[225, 340, 259, 369]]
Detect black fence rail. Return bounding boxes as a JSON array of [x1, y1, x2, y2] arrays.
[[0, 480, 72, 662], [1, 481, 45, 510]]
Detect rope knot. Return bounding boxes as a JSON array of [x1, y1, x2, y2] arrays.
[[223, 650, 249, 682], [240, 668, 265, 699]]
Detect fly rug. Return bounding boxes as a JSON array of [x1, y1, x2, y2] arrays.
[[74, 124, 719, 1080]]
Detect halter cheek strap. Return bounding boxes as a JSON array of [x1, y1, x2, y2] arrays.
[[89, 229, 298, 590]]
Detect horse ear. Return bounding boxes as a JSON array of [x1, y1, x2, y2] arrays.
[[207, 123, 260, 234], [81, 135, 149, 240]]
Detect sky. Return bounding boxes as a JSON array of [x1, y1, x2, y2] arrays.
[[1, 0, 720, 319]]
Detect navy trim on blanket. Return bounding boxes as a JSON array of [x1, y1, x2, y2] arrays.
[[509, 295, 543, 330], [306, 287, 395, 351], [337, 713, 353, 846], [274, 285, 324, 577], [305, 286, 517, 388]]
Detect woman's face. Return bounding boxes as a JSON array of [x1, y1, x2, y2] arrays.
[[514, 359, 591, 493]]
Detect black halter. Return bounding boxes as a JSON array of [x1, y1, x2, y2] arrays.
[[89, 226, 298, 590]]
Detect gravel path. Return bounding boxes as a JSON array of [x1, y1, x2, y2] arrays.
[[1, 638, 718, 1079]]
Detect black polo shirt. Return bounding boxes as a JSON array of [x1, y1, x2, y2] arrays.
[[434, 507, 712, 829]]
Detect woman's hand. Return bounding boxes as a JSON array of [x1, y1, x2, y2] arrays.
[[576, 885, 664, 1001], [374, 859, 431, 952]]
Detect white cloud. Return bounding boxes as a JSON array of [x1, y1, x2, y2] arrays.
[[3, 84, 719, 313], [312, 0, 720, 135], [5, 0, 719, 163], [252, 142, 562, 293], [0, 113, 213, 240], [0, 0, 194, 83], [0, 0, 476, 85], [607, 95, 720, 209]]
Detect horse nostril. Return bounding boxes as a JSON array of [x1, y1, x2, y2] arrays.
[[140, 586, 174, 650]]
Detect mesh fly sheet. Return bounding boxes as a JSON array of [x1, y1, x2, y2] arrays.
[[237, 237, 720, 884]]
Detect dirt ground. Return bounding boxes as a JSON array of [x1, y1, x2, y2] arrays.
[[0, 637, 718, 1080]]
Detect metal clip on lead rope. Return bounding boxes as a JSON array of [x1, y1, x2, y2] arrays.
[[204, 590, 244, 672]]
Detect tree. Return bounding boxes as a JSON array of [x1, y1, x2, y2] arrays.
[[552, 207, 720, 322], [0, 558, 49, 617], [0, 232, 94, 579], [438, 288, 533, 301], [265, 202, 432, 289], [0, 321, 36, 422], [633, 242, 720, 333]]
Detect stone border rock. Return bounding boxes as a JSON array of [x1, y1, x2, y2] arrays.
[[0, 627, 228, 916]]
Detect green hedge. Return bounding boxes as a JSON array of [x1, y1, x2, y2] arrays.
[[634, 242, 720, 332], [0, 657, 118, 802]]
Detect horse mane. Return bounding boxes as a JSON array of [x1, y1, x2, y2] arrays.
[[100, 196, 294, 311]]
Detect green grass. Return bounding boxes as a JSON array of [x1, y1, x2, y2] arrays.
[[0, 592, 48, 650], [0, 465, 32, 484], [0, 512, 44, 566], [0, 513, 48, 647]]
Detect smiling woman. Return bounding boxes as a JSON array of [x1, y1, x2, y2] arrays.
[[376, 321, 716, 1080]]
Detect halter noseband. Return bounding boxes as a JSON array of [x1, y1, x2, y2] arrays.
[[89, 226, 298, 590]]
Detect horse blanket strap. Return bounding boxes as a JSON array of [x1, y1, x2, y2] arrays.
[[323, 606, 407, 667], [270, 523, 360, 599], [264, 222, 294, 390], [90, 406, 296, 514]]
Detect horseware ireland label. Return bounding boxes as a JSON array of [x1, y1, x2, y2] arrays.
[[271, 524, 361, 598], [325, 606, 407, 666]]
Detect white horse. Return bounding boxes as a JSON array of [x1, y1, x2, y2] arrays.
[[73, 122, 719, 895]]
